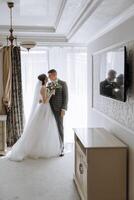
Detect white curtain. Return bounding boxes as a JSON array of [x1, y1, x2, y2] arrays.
[[21, 47, 87, 143], [21, 50, 49, 122]]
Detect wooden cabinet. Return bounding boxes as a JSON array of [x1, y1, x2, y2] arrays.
[[74, 128, 128, 200], [0, 115, 7, 155]]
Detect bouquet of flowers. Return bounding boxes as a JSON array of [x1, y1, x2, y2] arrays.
[[47, 82, 62, 95]]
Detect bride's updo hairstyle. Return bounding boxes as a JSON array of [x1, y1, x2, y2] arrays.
[[38, 74, 48, 85]]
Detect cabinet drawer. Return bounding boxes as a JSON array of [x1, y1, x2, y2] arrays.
[[76, 135, 86, 155], [75, 141, 88, 199], [81, 160, 87, 200], [76, 146, 82, 185], [76, 141, 87, 165]]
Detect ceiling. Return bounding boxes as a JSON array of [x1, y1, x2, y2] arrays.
[[0, 0, 134, 46], [0, 0, 62, 26]]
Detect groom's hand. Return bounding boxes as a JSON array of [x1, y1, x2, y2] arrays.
[[39, 99, 42, 104], [51, 89, 55, 95], [61, 110, 65, 117]]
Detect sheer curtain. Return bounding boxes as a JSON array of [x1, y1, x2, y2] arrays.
[[21, 47, 87, 143], [21, 50, 49, 122]]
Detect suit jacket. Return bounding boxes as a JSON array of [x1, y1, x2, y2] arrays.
[[49, 79, 68, 112], [100, 79, 116, 98]]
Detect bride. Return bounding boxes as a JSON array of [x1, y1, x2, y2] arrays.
[[6, 74, 61, 161]]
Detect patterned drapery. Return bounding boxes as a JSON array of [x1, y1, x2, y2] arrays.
[[3, 46, 24, 146]]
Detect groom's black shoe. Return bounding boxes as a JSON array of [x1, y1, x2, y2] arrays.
[[59, 152, 64, 157]]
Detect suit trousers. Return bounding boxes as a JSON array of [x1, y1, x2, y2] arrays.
[[50, 105, 64, 152]]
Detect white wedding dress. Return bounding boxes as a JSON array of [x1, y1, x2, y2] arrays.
[[6, 82, 61, 161]]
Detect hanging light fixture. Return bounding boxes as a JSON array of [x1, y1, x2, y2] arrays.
[[20, 41, 36, 51], [7, 1, 17, 46], [7, 1, 36, 50]]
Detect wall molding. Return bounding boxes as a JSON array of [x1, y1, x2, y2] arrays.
[[92, 107, 134, 136], [92, 40, 128, 55], [88, 3, 134, 45], [67, 0, 104, 40]]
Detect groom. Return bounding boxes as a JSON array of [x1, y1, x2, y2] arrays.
[[48, 69, 68, 156]]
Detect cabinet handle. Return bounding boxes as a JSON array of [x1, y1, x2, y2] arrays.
[[79, 163, 84, 174]]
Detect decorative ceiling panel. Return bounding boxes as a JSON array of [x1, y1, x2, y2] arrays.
[[0, 0, 61, 26], [70, 0, 134, 43]]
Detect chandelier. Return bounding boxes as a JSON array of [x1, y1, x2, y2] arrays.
[[7, 2, 17, 46], [7, 1, 36, 50]]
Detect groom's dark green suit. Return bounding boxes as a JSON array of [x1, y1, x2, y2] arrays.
[[49, 79, 68, 152]]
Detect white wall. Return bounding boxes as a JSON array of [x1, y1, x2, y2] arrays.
[[88, 15, 134, 200]]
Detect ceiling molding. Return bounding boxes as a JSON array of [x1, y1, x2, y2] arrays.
[[0, 34, 68, 43], [54, 0, 67, 30], [0, 35, 87, 47], [0, 25, 55, 33], [67, 0, 104, 40], [21, 46, 87, 52], [87, 3, 134, 45], [36, 42, 87, 47], [19, 36, 67, 43]]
